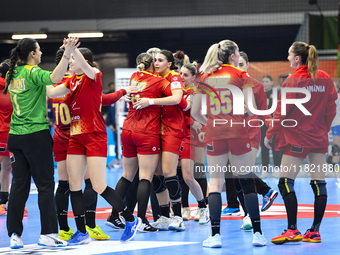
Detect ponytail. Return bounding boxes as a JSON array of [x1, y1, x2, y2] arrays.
[[3, 48, 18, 94], [291, 42, 318, 78]]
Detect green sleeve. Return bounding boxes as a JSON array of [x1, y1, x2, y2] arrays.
[[29, 66, 53, 86]]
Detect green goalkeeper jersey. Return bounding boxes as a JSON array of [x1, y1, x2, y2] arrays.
[[7, 65, 53, 135]]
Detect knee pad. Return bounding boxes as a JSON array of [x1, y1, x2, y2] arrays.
[[55, 181, 70, 213], [84, 179, 98, 207], [164, 176, 182, 200], [332, 145, 340, 156], [310, 180, 327, 197], [152, 175, 166, 194], [193, 162, 206, 179], [278, 178, 295, 198], [238, 174, 256, 195]]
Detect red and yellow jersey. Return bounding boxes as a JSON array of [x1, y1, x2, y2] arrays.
[[200, 64, 254, 142], [0, 77, 13, 133], [123, 71, 170, 134], [266, 65, 337, 149], [161, 70, 187, 137], [66, 68, 106, 136]]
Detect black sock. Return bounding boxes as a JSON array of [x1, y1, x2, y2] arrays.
[[208, 192, 222, 236], [172, 201, 182, 217], [55, 181, 70, 231], [195, 177, 208, 198], [197, 198, 206, 209], [137, 179, 151, 221], [244, 193, 261, 234], [112, 177, 132, 215], [181, 182, 190, 208], [120, 206, 135, 222], [233, 178, 248, 216], [84, 179, 97, 228], [160, 203, 170, 217], [283, 192, 298, 230], [0, 191, 9, 204], [311, 195, 327, 232], [70, 190, 86, 234]]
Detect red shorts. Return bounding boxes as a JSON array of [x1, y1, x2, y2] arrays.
[[161, 135, 185, 155], [53, 140, 69, 162], [68, 132, 107, 157], [207, 138, 251, 156], [179, 142, 196, 161], [282, 145, 328, 158], [0, 132, 11, 157], [250, 139, 259, 150], [121, 129, 160, 157]]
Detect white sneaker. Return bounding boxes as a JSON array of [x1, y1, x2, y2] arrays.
[[194, 208, 200, 221], [168, 216, 185, 231], [10, 233, 23, 249], [252, 232, 267, 247], [240, 215, 253, 231], [203, 234, 222, 248], [150, 216, 172, 230], [199, 208, 210, 225], [182, 207, 191, 221], [38, 234, 67, 247]]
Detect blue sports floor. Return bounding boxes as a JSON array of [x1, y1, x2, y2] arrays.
[[0, 167, 340, 255]]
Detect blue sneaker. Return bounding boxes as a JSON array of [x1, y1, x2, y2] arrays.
[[67, 230, 91, 245], [203, 234, 222, 248], [221, 207, 241, 216], [120, 215, 141, 242], [261, 189, 278, 212]]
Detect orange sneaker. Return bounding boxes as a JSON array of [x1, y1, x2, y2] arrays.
[[271, 229, 303, 244], [302, 229, 321, 243], [0, 204, 6, 216], [23, 207, 28, 217]]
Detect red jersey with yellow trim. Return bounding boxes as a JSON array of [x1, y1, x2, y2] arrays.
[[247, 78, 270, 143], [0, 77, 13, 132], [183, 85, 197, 143], [200, 64, 254, 142], [161, 70, 187, 137], [49, 76, 72, 142], [66, 68, 106, 136], [123, 71, 170, 134], [266, 65, 337, 149]]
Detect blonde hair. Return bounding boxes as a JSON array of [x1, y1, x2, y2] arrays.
[[291, 41, 318, 78], [146, 47, 161, 59], [200, 40, 237, 74], [182, 61, 198, 76], [136, 53, 153, 71]]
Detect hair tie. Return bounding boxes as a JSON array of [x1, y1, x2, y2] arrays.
[[306, 45, 310, 50], [15, 46, 20, 53], [218, 44, 221, 49]]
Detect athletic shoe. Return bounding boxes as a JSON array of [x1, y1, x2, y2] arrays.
[[86, 225, 110, 240], [168, 216, 185, 231], [252, 232, 267, 247], [221, 207, 241, 216], [240, 215, 253, 231], [271, 229, 303, 244], [0, 204, 6, 216], [10, 233, 23, 249], [194, 208, 200, 221], [23, 207, 28, 217], [151, 216, 172, 230], [120, 215, 141, 242], [203, 234, 222, 248], [182, 207, 191, 221], [261, 189, 278, 212], [67, 230, 91, 245], [302, 229, 321, 243], [58, 227, 74, 241], [105, 214, 125, 230], [38, 234, 67, 247], [199, 208, 210, 225], [138, 220, 159, 232]]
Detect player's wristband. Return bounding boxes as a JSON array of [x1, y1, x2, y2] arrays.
[[149, 99, 154, 105]]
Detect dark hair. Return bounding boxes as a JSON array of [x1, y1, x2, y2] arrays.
[[263, 75, 273, 81], [0, 59, 10, 77], [136, 53, 153, 71], [78, 47, 98, 68], [55, 48, 65, 66], [291, 42, 318, 78], [239, 51, 249, 63], [174, 50, 185, 68], [159, 50, 177, 70], [4, 38, 38, 94]]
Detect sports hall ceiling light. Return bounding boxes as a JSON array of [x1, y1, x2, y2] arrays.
[[12, 34, 47, 40], [67, 32, 104, 38]]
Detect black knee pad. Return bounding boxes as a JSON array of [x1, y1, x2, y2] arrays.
[[164, 175, 182, 200], [84, 179, 98, 207], [278, 178, 295, 198], [310, 180, 327, 197], [55, 180, 70, 213], [152, 175, 166, 194], [332, 145, 340, 156], [239, 174, 256, 195], [193, 162, 206, 179]]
